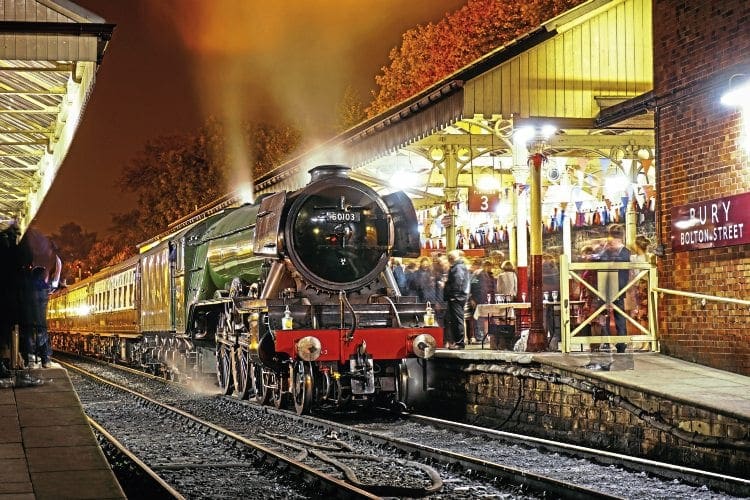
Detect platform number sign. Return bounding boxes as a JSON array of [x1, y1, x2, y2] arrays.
[[468, 187, 500, 213]]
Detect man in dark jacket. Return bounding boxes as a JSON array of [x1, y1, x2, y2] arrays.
[[443, 250, 470, 349], [25, 266, 51, 367]]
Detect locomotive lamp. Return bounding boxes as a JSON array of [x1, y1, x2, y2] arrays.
[[296, 336, 322, 362], [412, 334, 437, 359]]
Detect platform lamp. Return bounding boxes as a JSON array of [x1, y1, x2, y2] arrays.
[[720, 74, 750, 154]]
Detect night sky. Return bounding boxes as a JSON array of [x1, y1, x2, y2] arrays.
[[31, 0, 466, 238]]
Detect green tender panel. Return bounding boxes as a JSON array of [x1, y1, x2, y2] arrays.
[[204, 204, 265, 291]]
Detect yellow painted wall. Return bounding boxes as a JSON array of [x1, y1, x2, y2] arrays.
[[464, 0, 653, 118]]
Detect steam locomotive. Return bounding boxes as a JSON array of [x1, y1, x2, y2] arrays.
[[48, 165, 442, 414]]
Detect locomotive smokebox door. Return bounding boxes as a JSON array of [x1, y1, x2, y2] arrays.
[[253, 191, 287, 256], [383, 191, 420, 258]]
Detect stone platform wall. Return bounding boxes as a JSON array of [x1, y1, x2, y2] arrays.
[[427, 359, 750, 478]]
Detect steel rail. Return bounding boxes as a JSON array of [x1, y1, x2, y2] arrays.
[[60, 360, 379, 500], [303, 412, 621, 500], [220, 397, 622, 500], [408, 413, 750, 497], [88, 416, 185, 500]]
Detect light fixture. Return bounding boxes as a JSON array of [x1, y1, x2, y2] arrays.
[[721, 76, 750, 107], [513, 125, 535, 145], [476, 170, 501, 191], [394, 170, 420, 189], [720, 75, 750, 153], [541, 124, 557, 138]]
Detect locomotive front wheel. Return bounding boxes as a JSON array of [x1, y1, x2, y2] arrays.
[[232, 345, 252, 400], [292, 361, 314, 415], [216, 343, 234, 395]]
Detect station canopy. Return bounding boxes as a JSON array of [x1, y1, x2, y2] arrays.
[[0, 1, 113, 235], [253, 0, 655, 220]]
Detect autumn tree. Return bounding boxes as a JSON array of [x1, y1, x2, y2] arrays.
[[112, 118, 301, 254], [49, 222, 97, 282], [368, 0, 585, 116], [335, 85, 367, 132]]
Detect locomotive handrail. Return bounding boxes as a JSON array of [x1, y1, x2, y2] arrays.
[[376, 295, 403, 328], [652, 287, 750, 307]]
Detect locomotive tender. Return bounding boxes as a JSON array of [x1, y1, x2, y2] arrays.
[[49, 165, 442, 414]]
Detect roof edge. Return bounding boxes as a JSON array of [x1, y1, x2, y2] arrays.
[[37, 0, 107, 24]]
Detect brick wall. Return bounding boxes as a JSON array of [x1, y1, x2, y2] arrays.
[[654, 0, 750, 375], [430, 360, 750, 477]]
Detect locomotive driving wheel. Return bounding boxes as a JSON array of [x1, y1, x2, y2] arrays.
[[232, 344, 252, 400], [216, 342, 234, 395], [292, 360, 315, 415]]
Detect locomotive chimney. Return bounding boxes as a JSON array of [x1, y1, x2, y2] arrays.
[[309, 164, 350, 182]]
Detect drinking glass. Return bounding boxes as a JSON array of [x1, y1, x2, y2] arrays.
[[552, 290, 559, 302]]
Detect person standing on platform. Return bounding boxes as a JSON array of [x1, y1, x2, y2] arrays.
[[413, 257, 438, 304], [496, 260, 518, 301], [629, 235, 652, 350], [578, 245, 601, 351], [432, 255, 449, 326], [404, 261, 419, 297], [469, 259, 496, 343], [443, 250, 470, 349], [596, 224, 631, 353], [26, 266, 51, 368], [390, 257, 408, 295]]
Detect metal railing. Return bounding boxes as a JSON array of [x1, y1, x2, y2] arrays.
[[557, 255, 659, 353], [652, 286, 750, 308]]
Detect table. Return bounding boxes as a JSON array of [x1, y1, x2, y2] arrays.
[[473, 302, 530, 349], [473, 302, 530, 320]]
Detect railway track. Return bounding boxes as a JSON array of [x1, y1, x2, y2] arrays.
[[63, 360, 379, 499], [60, 354, 749, 498]]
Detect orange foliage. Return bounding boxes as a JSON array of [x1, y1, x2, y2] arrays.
[[367, 0, 585, 116]]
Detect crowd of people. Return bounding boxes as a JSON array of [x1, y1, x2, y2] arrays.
[[390, 222, 653, 352], [389, 249, 520, 349]]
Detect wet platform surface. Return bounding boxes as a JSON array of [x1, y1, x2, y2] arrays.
[[0, 366, 125, 499], [435, 346, 750, 422]]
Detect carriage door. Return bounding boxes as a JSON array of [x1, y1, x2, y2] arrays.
[[170, 239, 186, 333], [382, 191, 421, 258]]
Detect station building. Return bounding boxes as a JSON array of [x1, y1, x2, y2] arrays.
[[654, 0, 750, 376], [246, 0, 750, 378]]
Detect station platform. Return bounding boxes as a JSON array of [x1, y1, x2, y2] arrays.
[[0, 366, 125, 499], [435, 345, 750, 423], [435, 342, 750, 424]]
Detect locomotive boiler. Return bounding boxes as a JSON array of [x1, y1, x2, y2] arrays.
[[49, 165, 442, 414]]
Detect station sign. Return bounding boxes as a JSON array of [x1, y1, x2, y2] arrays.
[[467, 187, 500, 213], [671, 192, 750, 251]]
